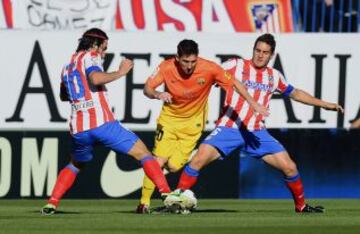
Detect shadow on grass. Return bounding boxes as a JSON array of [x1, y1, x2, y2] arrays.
[[194, 209, 238, 213], [31, 210, 81, 215], [117, 208, 238, 214]]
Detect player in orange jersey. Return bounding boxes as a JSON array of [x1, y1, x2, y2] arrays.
[[136, 39, 268, 213]]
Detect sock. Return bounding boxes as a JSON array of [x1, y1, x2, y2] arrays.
[[177, 165, 199, 190], [285, 173, 305, 211], [48, 164, 80, 207], [140, 175, 156, 206], [141, 156, 170, 193]]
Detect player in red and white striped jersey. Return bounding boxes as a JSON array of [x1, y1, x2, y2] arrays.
[[61, 46, 115, 134], [216, 57, 289, 130], [168, 34, 344, 213], [41, 28, 171, 215]]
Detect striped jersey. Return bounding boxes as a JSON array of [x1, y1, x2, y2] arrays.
[[61, 51, 114, 134], [217, 58, 294, 130]]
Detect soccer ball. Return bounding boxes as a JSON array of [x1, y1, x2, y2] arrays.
[[179, 189, 197, 210]]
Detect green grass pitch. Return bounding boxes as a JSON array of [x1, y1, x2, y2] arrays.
[[0, 199, 359, 234]]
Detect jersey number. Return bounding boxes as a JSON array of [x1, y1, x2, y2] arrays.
[[155, 125, 164, 141], [63, 70, 85, 101]]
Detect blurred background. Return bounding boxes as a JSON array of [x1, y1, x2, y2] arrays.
[[0, 0, 359, 200]]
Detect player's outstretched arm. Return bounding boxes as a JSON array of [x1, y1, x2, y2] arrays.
[[289, 88, 344, 113], [233, 80, 269, 116], [89, 58, 133, 86]]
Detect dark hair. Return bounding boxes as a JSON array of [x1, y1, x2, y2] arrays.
[[253, 33, 276, 54], [177, 39, 199, 57], [76, 28, 109, 52]]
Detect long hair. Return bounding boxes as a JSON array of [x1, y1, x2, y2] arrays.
[[76, 28, 108, 52]]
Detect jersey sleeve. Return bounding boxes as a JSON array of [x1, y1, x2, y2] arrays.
[[213, 61, 235, 90], [146, 64, 165, 88], [275, 71, 294, 97], [84, 52, 103, 79]]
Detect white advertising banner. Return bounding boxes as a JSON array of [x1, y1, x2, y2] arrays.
[[12, 0, 116, 30], [0, 31, 359, 130]]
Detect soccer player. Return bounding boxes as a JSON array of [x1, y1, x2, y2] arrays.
[[136, 39, 268, 213], [165, 34, 344, 213], [41, 28, 171, 215]]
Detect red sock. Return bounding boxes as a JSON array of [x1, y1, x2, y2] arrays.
[[141, 156, 170, 193], [48, 165, 79, 207], [285, 174, 305, 211], [177, 165, 199, 190]]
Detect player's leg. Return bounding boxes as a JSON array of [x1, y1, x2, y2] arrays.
[[262, 151, 323, 213], [262, 151, 305, 210], [137, 124, 176, 212], [98, 121, 171, 194], [244, 129, 306, 212], [166, 128, 201, 186], [137, 157, 167, 213], [163, 143, 220, 209], [254, 130, 324, 213], [176, 143, 220, 190], [177, 127, 240, 190], [41, 131, 94, 215], [164, 127, 243, 208]]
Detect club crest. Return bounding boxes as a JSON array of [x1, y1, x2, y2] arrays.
[[197, 77, 206, 85]]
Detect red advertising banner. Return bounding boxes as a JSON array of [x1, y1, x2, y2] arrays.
[[3, 0, 293, 31], [115, 0, 293, 32]]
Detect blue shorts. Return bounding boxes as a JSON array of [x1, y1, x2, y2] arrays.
[[202, 127, 285, 158], [71, 121, 139, 162]]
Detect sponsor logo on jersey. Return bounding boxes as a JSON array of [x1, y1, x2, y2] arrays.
[[244, 80, 272, 92], [71, 100, 94, 111]]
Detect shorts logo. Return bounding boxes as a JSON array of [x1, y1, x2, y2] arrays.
[[205, 127, 222, 141], [197, 77, 206, 85]]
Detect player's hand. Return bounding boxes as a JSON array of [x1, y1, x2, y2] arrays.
[[323, 103, 344, 113], [156, 92, 172, 103], [118, 58, 134, 76], [253, 103, 269, 117]]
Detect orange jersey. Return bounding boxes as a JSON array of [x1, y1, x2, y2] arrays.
[[146, 57, 234, 126]]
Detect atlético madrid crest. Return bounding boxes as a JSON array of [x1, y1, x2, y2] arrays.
[[246, 0, 293, 33]]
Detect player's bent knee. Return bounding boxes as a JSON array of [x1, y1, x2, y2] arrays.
[[189, 157, 206, 170], [283, 163, 298, 177], [128, 140, 152, 160], [167, 157, 187, 172], [167, 164, 183, 173]]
